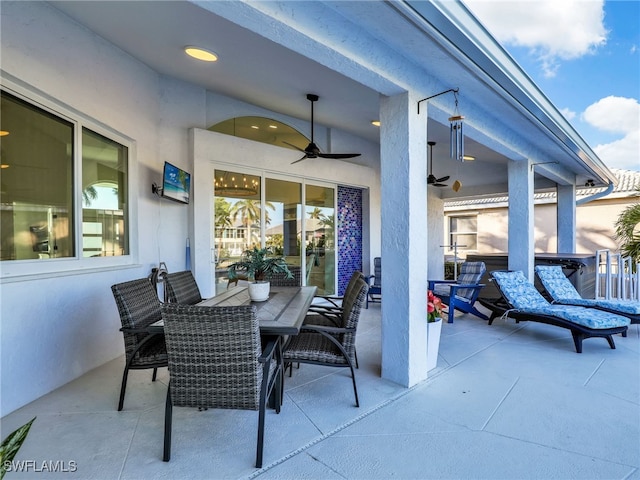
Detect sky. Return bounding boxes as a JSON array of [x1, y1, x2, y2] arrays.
[[463, 0, 640, 172]]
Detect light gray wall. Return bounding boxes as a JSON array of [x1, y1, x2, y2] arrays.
[[0, 2, 382, 416]]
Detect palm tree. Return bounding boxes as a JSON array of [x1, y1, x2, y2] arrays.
[[615, 186, 640, 264], [230, 199, 275, 248], [214, 197, 232, 261]]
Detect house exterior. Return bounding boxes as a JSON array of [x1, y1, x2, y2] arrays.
[[444, 169, 640, 259], [0, 1, 618, 416]]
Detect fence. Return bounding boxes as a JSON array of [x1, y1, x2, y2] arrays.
[[595, 249, 639, 301]]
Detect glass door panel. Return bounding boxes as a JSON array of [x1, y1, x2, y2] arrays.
[[305, 184, 335, 295], [265, 178, 302, 276], [213, 170, 261, 290]]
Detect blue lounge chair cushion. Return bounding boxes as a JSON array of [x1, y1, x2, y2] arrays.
[[535, 265, 640, 315], [492, 270, 630, 330]]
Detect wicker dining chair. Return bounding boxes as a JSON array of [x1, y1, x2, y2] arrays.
[[162, 270, 203, 305], [111, 278, 168, 411], [283, 277, 368, 407], [269, 266, 301, 287], [161, 304, 283, 468]]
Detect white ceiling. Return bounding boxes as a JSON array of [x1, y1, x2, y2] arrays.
[[48, 1, 604, 196]]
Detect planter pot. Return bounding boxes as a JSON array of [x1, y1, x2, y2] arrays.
[[426, 317, 442, 371], [248, 281, 270, 302]]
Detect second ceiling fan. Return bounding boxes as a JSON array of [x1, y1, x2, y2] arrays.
[[427, 141, 450, 187], [287, 94, 361, 164]]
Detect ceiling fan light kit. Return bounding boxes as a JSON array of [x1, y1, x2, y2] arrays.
[[287, 94, 361, 164]]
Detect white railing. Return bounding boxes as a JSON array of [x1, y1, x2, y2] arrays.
[[595, 249, 639, 301]]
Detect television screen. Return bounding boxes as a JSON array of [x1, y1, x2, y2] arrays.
[[161, 162, 191, 204]]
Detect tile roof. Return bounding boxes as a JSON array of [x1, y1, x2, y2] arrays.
[[445, 168, 640, 209]]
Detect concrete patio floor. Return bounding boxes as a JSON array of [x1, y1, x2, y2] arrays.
[[2, 303, 639, 479]]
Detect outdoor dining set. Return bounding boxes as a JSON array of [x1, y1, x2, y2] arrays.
[[111, 269, 368, 468]]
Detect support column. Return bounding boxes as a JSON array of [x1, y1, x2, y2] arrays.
[[379, 91, 429, 387], [557, 184, 576, 253], [508, 159, 535, 280]]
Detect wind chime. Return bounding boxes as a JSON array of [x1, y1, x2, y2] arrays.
[[417, 88, 466, 162], [448, 89, 465, 162]]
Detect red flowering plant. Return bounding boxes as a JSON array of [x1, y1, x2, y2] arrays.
[[427, 290, 444, 323]]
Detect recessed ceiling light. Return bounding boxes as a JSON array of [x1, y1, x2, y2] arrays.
[[1, 164, 9, 169], [251, 125, 259, 129], [268, 125, 278, 129], [371, 120, 381, 127], [0, 131, 9, 136], [184, 46, 218, 62], [462, 155, 475, 161]]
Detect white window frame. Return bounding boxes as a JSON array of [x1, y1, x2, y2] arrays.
[[0, 78, 138, 282]]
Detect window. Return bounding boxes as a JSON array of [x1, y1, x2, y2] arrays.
[[81, 128, 129, 257], [449, 215, 477, 251], [1, 89, 129, 262]]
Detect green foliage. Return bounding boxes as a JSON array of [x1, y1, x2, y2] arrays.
[[227, 247, 293, 282], [615, 187, 640, 264], [0, 417, 36, 479]]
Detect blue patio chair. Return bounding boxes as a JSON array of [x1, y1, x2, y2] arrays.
[[535, 265, 639, 327], [491, 270, 629, 353], [428, 261, 488, 323], [366, 257, 381, 308]]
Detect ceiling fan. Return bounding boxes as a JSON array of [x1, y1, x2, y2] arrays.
[[427, 141, 450, 187], [287, 94, 361, 164]]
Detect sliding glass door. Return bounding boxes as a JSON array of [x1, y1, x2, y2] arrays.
[[304, 184, 335, 295], [213, 169, 336, 294], [265, 177, 302, 275]]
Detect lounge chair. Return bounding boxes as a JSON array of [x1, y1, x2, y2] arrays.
[[428, 261, 488, 323], [490, 270, 629, 353], [535, 265, 640, 326]]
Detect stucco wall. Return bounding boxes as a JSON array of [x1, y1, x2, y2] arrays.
[[446, 198, 632, 260], [0, 2, 383, 416]]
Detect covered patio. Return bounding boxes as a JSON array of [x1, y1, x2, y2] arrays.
[[4, 305, 638, 479]]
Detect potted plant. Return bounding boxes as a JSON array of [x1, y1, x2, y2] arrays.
[[227, 246, 293, 301], [427, 290, 444, 371]]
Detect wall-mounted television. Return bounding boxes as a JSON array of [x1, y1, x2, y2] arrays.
[[161, 161, 191, 204]]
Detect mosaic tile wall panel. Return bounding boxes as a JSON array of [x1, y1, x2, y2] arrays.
[[337, 186, 363, 295]]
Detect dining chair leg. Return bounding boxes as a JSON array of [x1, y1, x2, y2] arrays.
[[349, 361, 360, 408], [152, 367, 158, 381], [118, 368, 130, 411], [163, 388, 172, 462]]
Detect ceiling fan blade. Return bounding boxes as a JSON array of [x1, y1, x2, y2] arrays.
[[282, 141, 306, 153], [434, 182, 448, 187], [318, 153, 362, 159], [436, 175, 450, 183], [291, 154, 309, 164]]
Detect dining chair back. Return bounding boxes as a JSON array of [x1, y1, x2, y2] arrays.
[[162, 270, 203, 305], [161, 303, 282, 468], [269, 265, 301, 286], [283, 277, 368, 407], [111, 278, 168, 411]]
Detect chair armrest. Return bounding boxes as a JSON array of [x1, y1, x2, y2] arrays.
[[300, 324, 355, 335], [449, 283, 485, 291], [259, 338, 279, 364], [428, 280, 455, 289], [309, 304, 343, 313]]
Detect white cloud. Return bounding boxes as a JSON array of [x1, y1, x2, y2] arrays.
[[559, 107, 576, 120], [464, 0, 608, 77], [582, 96, 640, 170]]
